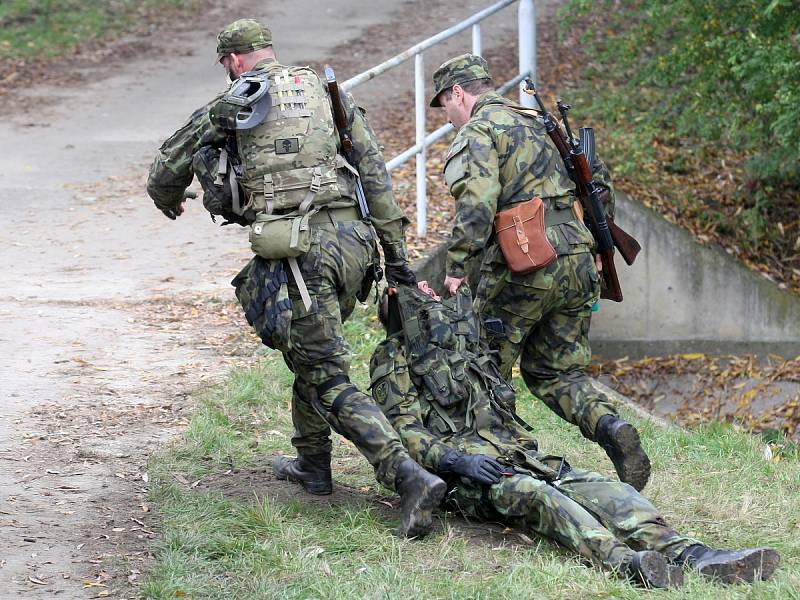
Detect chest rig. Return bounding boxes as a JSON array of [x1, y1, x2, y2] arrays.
[[390, 286, 516, 432], [210, 61, 358, 218]]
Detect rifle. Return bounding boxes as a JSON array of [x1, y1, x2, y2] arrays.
[[524, 81, 640, 302], [525, 81, 641, 269], [324, 66, 370, 219]]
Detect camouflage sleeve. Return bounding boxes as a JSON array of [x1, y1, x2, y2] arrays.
[[343, 92, 410, 265], [444, 121, 501, 278], [146, 100, 225, 211], [592, 155, 616, 219], [369, 339, 454, 472]]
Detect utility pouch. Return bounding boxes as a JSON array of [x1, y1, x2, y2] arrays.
[[494, 197, 556, 275], [249, 209, 317, 259]]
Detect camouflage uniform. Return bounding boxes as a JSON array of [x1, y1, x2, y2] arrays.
[[146, 20, 416, 490], [433, 54, 619, 442], [369, 287, 698, 572]]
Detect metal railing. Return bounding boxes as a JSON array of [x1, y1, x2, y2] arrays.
[[342, 0, 537, 236]]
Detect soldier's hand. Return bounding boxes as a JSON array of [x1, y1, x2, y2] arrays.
[[155, 199, 187, 220], [595, 254, 603, 274], [441, 451, 509, 485], [444, 275, 466, 296], [385, 263, 417, 287]]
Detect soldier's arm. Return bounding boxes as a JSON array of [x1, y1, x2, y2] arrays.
[[344, 92, 411, 265], [369, 340, 454, 472], [444, 122, 501, 278], [592, 155, 616, 219], [146, 101, 225, 214]]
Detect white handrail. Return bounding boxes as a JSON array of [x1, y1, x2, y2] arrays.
[[342, 0, 536, 236]]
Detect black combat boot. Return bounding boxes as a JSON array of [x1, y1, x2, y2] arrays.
[[677, 544, 780, 584], [273, 452, 333, 495], [394, 459, 447, 538], [595, 415, 651, 491], [622, 551, 683, 588]]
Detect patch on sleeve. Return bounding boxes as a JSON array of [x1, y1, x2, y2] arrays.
[[443, 137, 470, 188], [374, 380, 389, 404]]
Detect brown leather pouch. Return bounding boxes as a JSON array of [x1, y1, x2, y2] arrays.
[[494, 197, 557, 275]]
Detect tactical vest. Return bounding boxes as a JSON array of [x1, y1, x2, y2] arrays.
[[378, 286, 516, 432], [211, 61, 358, 217]]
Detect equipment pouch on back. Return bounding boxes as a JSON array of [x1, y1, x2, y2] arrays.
[[249, 210, 316, 259], [494, 196, 556, 275]]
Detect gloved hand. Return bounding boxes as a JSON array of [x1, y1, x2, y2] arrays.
[[440, 451, 511, 485], [384, 262, 417, 286], [154, 190, 195, 220], [155, 201, 183, 220]]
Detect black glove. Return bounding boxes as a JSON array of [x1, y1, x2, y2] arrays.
[[384, 262, 417, 286], [440, 451, 510, 485], [154, 190, 194, 221], [156, 202, 183, 220]]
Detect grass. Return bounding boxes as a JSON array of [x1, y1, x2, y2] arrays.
[[0, 0, 204, 60], [141, 306, 800, 599]]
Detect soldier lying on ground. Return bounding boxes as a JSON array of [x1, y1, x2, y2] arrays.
[[367, 283, 779, 588]]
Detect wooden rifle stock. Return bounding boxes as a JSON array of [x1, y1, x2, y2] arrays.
[[324, 65, 369, 218]]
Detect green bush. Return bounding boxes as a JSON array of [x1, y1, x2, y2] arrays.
[[566, 0, 800, 184]]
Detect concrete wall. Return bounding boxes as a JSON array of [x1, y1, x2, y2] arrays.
[[412, 193, 800, 358]]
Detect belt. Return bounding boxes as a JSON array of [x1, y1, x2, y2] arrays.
[[309, 206, 360, 225], [544, 205, 577, 228]]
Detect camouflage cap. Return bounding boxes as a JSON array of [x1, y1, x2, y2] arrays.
[[216, 19, 272, 59], [430, 53, 491, 107]]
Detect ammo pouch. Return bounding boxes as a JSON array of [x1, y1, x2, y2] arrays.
[[249, 208, 317, 259], [494, 197, 557, 275], [412, 347, 469, 408]]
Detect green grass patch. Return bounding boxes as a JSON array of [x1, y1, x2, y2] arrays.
[[143, 306, 800, 598], [0, 0, 205, 60]]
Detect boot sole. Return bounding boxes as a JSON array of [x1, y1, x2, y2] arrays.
[[273, 458, 333, 496], [603, 422, 651, 492], [696, 548, 780, 584], [637, 551, 683, 588], [400, 478, 447, 538]]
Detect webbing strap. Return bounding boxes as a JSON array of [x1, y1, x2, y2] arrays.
[[331, 386, 358, 416], [215, 148, 228, 185], [263, 173, 275, 214], [228, 168, 242, 215], [287, 256, 312, 311], [317, 374, 350, 397], [428, 395, 459, 433]]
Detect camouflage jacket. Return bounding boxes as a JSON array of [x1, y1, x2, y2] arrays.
[[146, 58, 410, 263], [369, 288, 563, 480], [443, 91, 615, 278]]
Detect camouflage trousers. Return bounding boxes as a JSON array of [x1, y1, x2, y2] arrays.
[[447, 468, 698, 570], [474, 248, 617, 440], [282, 217, 410, 489]]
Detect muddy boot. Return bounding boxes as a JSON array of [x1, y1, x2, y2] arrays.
[[595, 415, 651, 491], [622, 551, 683, 589], [394, 459, 446, 538], [677, 544, 780, 584], [273, 452, 332, 496]]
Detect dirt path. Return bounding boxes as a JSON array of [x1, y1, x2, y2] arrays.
[[0, 1, 533, 597]]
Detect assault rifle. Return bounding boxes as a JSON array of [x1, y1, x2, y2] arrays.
[[324, 66, 370, 219], [524, 80, 642, 302]]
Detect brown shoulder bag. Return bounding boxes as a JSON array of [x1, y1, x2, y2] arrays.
[[494, 197, 557, 275]]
